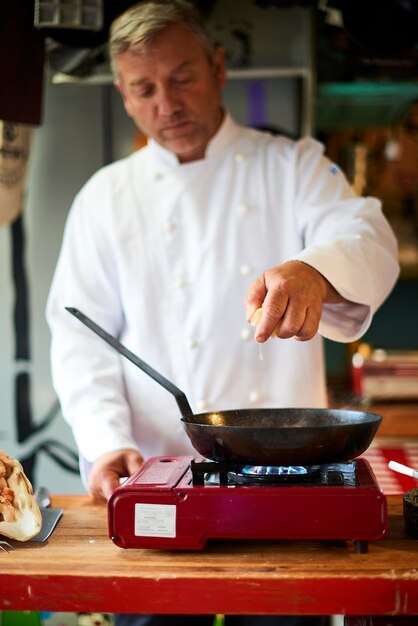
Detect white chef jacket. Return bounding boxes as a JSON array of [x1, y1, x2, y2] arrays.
[[46, 113, 399, 470]]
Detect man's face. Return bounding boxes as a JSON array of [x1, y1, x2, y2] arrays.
[[114, 23, 226, 163]]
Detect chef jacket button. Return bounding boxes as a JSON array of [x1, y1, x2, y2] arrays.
[[241, 327, 251, 340], [238, 203, 251, 215], [154, 171, 164, 180], [196, 399, 208, 411], [240, 264, 251, 276], [175, 277, 187, 289], [235, 153, 246, 162], [187, 338, 198, 349], [162, 220, 175, 232], [249, 390, 260, 403]]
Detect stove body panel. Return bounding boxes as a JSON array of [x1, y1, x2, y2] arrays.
[[108, 456, 387, 550]]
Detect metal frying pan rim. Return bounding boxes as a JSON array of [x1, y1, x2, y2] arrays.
[[181, 408, 382, 429]]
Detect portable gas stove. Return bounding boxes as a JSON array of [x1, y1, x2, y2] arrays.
[[108, 455, 387, 553]]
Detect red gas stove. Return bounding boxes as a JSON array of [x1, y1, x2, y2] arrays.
[[108, 455, 387, 553]]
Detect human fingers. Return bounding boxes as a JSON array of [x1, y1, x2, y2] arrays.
[[100, 471, 122, 500], [272, 276, 323, 340], [275, 303, 320, 341], [89, 466, 120, 500], [244, 275, 267, 323], [253, 300, 320, 342], [273, 296, 306, 339], [245, 271, 289, 342], [249, 262, 325, 342], [251, 271, 292, 342], [251, 297, 288, 343], [249, 307, 279, 339], [88, 449, 143, 500], [293, 306, 322, 341], [124, 450, 144, 477], [101, 454, 143, 499]]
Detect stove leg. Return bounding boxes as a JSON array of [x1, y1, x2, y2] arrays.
[[354, 540, 368, 554]]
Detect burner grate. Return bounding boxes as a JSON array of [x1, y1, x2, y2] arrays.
[[190, 460, 358, 487]]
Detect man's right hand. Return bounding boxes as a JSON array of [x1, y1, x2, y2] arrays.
[[88, 448, 144, 500]]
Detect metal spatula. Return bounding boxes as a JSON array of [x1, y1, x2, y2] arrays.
[[30, 486, 63, 542]]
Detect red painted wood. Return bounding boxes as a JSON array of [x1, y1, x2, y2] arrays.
[[3, 575, 418, 615]]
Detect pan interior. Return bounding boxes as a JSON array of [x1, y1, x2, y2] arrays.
[[181, 408, 381, 429]]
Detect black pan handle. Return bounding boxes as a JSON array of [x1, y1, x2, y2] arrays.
[[65, 307, 194, 419]]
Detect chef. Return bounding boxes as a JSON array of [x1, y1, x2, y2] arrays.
[[46, 1, 399, 625]]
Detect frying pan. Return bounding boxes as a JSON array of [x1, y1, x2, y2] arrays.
[[66, 307, 382, 466]]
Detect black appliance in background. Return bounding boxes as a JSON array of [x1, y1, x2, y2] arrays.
[[255, 0, 418, 56], [316, 0, 418, 83], [337, 0, 418, 56]]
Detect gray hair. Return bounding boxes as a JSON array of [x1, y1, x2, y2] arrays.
[[109, 0, 216, 77]]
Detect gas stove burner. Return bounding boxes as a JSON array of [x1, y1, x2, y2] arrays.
[[229, 464, 322, 485], [242, 465, 308, 476], [189, 459, 318, 486], [189, 459, 359, 486]]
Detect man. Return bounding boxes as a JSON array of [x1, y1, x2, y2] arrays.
[[46, 1, 399, 625]]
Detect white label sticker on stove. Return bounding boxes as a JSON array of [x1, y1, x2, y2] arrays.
[[135, 503, 176, 538]]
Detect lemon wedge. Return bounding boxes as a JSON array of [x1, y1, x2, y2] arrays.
[[249, 307, 280, 338]]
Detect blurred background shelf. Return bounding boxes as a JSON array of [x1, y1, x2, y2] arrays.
[[316, 81, 418, 130]]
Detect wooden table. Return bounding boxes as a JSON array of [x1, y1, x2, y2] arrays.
[[1, 494, 418, 617]]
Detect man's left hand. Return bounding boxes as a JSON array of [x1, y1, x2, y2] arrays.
[[245, 260, 344, 343]]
